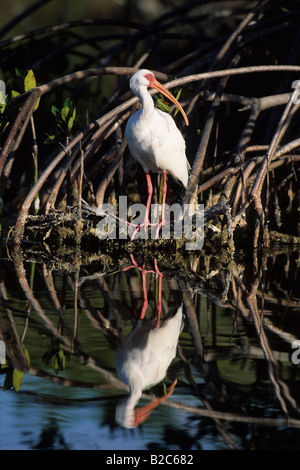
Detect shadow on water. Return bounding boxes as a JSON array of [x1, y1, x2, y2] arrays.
[[0, 241, 300, 450]]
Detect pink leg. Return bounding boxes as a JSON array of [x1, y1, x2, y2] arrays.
[[156, 274, 162, 327], [161, 170, 167, 225], [123, 254, 139, 271], [145, 173, 153, 226], [155, 170, 167, 239], [123, 256, 164, 326], [154, 259, 163, 327], [130, 172, 153, 240], [139, 267, 148, 320], [123, 255, 152, 321]]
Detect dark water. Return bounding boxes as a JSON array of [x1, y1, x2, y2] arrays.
[[1, 243, 300, 450]]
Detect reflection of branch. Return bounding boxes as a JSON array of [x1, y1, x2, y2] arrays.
[[182, 288, 204, 362], [160, 398, 300, 429], [12, 247, 72, 350], [10, 245, 128, 389], [42, 265, 73, 336], [247, 278, 300, 418], [27, 359, 300, 429], [77, 276, 123, 341], [227, 266, 300, 367], [181, 288, 237, 449], [177, 345, 236, 450], [28, 363, 127, 391], [0, 279, 29, 370], [263, 318, 298, 346], [4, 240, 300, 438]]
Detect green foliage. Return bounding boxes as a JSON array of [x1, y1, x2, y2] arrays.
[[2, 347, 30, 392], [0, 99, 9, 135], [13, 347, 30, 392], [0, 87, 16, 136], [173, 88, 182, 118], [13, 67, 40, 111], [12, 368, 25, 392], [43, 342, 68, 375], [0, 68, 40, 138], [44, 97, 81, 144], [24, 69, 36, 91], [51, 349, 66, 375], [156, 95, 170, 113], [154, 87, 183, 119], [24, 69, 40, 111]]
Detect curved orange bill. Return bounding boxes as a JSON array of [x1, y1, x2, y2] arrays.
[[150, 79, 189, 126], [134, 379, 177, 427]]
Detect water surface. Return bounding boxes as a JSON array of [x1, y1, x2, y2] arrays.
[[1, 245, 300, 450]]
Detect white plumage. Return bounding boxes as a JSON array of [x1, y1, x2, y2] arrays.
[[125, 70, 189, 227], [115, 305, 183, 428]]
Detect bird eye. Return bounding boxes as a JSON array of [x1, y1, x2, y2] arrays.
[[146, 74, 152, 80]]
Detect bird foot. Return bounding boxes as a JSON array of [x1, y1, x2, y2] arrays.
[[123, 256, 164, 327], [129, 218, 161, 240]]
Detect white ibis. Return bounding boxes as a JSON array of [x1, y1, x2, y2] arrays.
[[115, 305, 183, 428], [125, 69, 189, 231]]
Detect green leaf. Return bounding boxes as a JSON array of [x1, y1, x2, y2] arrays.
[[59, 349, 66, 370], [23, 347, 30, 366], [175, 88, 182, 101], [68, 116, 74, 131], [24, 70, 40, 111], [172, 88, 182, 118], [52, 354, 58, 373], [24, 69, 36, 92], [67, 107, 76, 132], [12, 347, 30, 390], [15, 67, 25, 80], [64, 97, 72, 110], [61, 106, 70, 122], [13, 369, 25, 392], [0, 120, 10, 133], [34, 97, 40, 111], [44, 133, 61, 144], [51, 105, 60, 118], [157, 98, 170, 112], [11, 90, 20, 99], [51, 349, 65, 374], [48, 98, 80, 142]]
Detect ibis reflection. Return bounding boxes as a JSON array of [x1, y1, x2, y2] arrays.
[[115, 257, 183, 428]]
